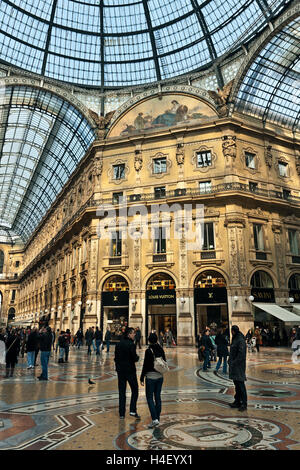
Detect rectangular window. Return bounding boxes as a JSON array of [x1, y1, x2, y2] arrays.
[[153, 157, 167, 174], [245, 152, 256, 169], [278, 162, 288, 177], [283, 189, 291, 200], [11, 290, 16, 301], [202, 223, 214, 250], [196, 151, 212, 168], [113, 192, 124, 204], [154, 186, 166, 199], [199, 181, 212, 193], [289, 229, 299, 255], [154, 227, 166, 253], [113, 164, 125, 180], [15, 261, 20, 268], [111, 231, 122, 257], [249, 182, 258, 192], [253, 224, 264, 251]]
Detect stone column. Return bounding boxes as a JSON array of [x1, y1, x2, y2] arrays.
[[225, 214, 253, 331]]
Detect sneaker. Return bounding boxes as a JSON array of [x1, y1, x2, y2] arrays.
[[120, 416, 125, 419], [148, 420, 159, 428], [130, 412, 141, 419]]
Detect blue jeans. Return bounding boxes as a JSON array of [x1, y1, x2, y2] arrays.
[[27, 351, 35, 367], [59, 347, 65, 360], [145, 377, 163, 421], [96, 340, 102, 354], [215, 356, 227, 374], [106, 340, 110, 352], [40, 351, 50, 379], [203, 349, 211, 370]]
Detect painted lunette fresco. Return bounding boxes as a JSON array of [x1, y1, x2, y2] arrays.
[[108, 94, 217, 138]]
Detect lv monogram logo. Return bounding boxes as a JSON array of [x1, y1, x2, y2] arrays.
[[208, 292, 213, 299], [114, 296, 118, 302]]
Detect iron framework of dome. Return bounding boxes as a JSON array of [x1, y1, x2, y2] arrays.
[[0, 85, 96, 242], [0, 0, 290, 88]]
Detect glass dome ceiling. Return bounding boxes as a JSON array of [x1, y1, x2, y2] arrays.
[[0, 85, 96, 242], [0, 0, 289, 88]]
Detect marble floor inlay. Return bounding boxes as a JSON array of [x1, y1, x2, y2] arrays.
[[0, 346, 299, 450]]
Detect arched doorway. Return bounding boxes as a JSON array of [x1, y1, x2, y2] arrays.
[[80, 279, 87, 330], [101, 275, 129, 343], [146, 273, 177, 342], [8, 307, 15, 324], [194, 270, 228, 336]]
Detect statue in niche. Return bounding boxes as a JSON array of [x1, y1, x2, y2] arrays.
[[208, 79, 234, 117], [222, 135, 236, 159], [93, 155, 103, 179], [88, 109, 115, 139], [176, 143, 185, 166], [134, 151, 143, 172], [265, 145, 273, 168]]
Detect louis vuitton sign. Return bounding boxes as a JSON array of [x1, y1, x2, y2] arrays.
[[146, 289, 176, 305]]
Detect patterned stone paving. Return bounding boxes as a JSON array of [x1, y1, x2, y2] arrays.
[[0, 346, 300, 450]]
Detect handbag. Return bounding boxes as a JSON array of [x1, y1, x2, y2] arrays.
[[150, 348, 169, 374]]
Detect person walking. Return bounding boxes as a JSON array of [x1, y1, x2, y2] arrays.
[[159, 331, 164, 347], [58, 331, 66, 363], [140, 333, 166, 428], [135, 327, 142, 349], [85, 327, 94, 355], [5, 329, 20, 378], [215, 327, 229, 374], [114, 327, 140, 420], [76, 328, 83, 349], [38, 326, 52, 380], [228, 325, 247, 412], [64, 329, 71, 362], [254, 327, 262, 352], [199, 329, 213, 371], [51, 329, 56, 352], [95, 327, 103, 355], [26, 328, 38, 369], [165, 329, 173, 348], [104, 327, 111, 353], [55, 329, 60, 353]]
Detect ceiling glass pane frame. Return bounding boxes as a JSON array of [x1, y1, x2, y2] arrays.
[[0, 85, 96, 242]]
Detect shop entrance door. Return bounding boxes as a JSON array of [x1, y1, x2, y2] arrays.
[[147, 305, 177, 342]]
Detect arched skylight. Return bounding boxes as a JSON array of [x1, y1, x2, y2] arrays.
[[0, 85, 96, 241], [234, 17, 300, 131], [0, 0, 290, 88]]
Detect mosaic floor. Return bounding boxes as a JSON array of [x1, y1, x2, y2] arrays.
[[0, 346, 300, 450]]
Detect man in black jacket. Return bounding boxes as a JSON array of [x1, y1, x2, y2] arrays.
[[200, 329, 213, 371], [114, 327, 140, 419], [228, 325, 247, 411], [38, 326, 52, 381]]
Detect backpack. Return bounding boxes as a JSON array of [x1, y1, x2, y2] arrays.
[[150, 347, 169, 374]]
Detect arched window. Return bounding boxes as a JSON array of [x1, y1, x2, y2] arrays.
[[194, 270, 226, 288], [288, 274, 300, 290], [0, 250, 4, 274], [251, 271, 274, 288], [103, 275, 129, 292], [8, 307, 15, 322], [146, 273, 176, 290]]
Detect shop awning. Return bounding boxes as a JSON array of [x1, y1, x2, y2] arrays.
[[292, 304, 300, 315], [253, 303, 300, 323]]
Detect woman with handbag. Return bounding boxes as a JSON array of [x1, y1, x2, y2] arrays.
[[140, 333, 167, 428]]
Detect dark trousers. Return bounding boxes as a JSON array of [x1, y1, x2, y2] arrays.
[[255, 343, 260, 352], [233, 380, 247, 406], [117, 372, 139, 417], [145, 377, 163, 421], [65, 345, 69, 362], [203, 349, 211, 370], [135, 339, 141, 349]]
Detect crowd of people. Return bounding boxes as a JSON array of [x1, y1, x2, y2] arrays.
[[1, 321, 300, 425]]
